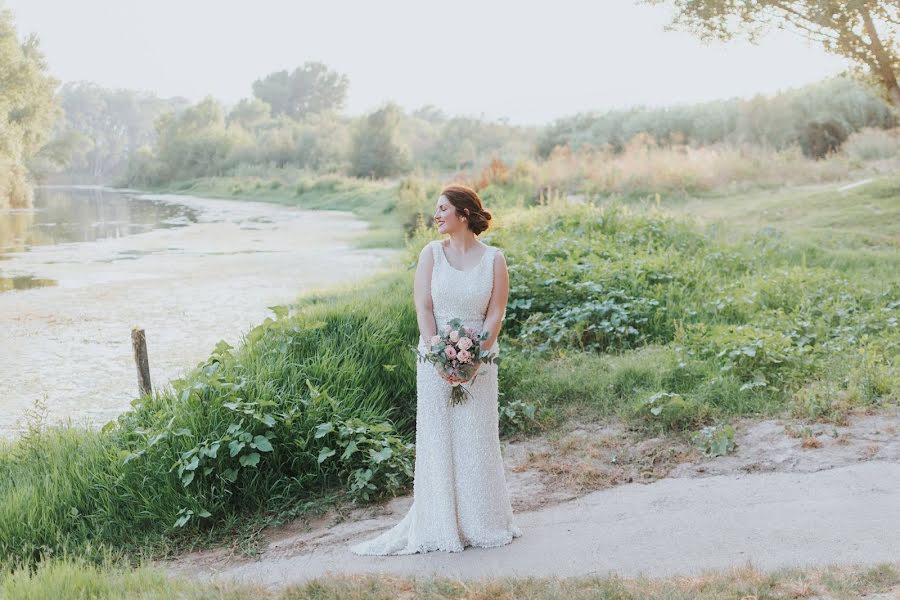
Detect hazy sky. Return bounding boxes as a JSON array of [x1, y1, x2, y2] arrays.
[[5, 0, 852, 125]]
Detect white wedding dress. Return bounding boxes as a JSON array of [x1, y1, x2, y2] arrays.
[[349, 240, 523, 555]]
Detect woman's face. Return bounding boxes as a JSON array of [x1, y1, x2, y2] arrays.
[[433, 195, 466, 235]]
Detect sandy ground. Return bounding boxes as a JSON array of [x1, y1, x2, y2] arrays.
[[165, 409, 900, 588], [0, 191, 399, 438]]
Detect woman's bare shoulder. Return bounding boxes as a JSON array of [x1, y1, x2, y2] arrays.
[[419, 240, 436, 260]]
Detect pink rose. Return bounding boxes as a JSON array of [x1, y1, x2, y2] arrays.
[[449, 329, 460, 343], [429, 335, 441, 348], [457, 349, 471, 363], [457, 336, 472, 350], [445, 345, 457, 359]]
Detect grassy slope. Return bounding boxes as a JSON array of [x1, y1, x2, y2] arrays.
[[0, 171, 896, 592], [658, 174, 900, 280]]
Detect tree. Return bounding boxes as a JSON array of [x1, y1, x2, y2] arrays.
[[227, 97, 272, 130], [51, 82, 189, 182], [251, 62, 349, 119], [639, 1, 900, 110], [145, 97, 248, 182], [0, 6, 58, 207], [349, 102, 410, 178]]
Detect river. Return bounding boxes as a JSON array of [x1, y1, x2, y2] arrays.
[[0, 186, 398, 439]]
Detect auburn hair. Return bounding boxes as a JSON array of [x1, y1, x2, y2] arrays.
[[440, 184, 493, 235]]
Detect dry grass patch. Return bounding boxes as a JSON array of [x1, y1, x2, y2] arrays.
[[272, 562, 899, 599], [506, 420, 700, 502]]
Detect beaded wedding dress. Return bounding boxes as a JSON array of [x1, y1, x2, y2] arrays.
[[349, 240, 523, 555]]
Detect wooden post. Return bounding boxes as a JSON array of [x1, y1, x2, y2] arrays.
[[131, 326, 152, 396]]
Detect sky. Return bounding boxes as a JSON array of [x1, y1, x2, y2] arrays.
[[4, 0, 853, 125]]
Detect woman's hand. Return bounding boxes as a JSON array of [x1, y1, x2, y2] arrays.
[[438, 371, 468, 384], [436, 361, 481, 384]]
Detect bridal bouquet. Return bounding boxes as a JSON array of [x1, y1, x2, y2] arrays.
[[414, 318, 501, 406]]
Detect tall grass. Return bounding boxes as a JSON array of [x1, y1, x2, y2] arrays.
[[526, 140, 858, 198], [843, 127, 900, 161]]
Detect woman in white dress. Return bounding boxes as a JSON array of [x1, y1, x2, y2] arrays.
[[349, 184, 523, 555]]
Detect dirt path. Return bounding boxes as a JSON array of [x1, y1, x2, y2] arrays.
[[0, 191, 398, 438], [165, 410, 900, 588]]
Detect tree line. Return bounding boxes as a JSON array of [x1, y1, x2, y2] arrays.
[[2, 2, 898, 197]]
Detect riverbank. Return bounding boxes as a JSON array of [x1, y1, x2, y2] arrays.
[[142, 175, 409, 250], [0, 189, 399, 438]]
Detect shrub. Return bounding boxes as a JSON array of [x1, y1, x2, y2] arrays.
[[690, 424, 737, 457], [630, 391, 711, 432], [799, 120, 848, 159]]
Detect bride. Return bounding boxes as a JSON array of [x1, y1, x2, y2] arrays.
[[349, 184, 523, 555]]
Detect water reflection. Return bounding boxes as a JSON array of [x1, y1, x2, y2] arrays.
[[0, 275, 55, 292], [0, 187, 198, 291], [0, 186, 199, 251]]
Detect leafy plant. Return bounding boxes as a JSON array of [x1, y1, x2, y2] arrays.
[[498, 398, 541, 437], [690, 424, 737, 457], [631, 391, 711, 432]]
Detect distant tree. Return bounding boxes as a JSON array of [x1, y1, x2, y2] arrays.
[[147, 97, 249, 182], [537, 76, 894, 154], [412, 104, 447, 124], [0, 7, 58, 207], [226, 97, 272, 130], [251, 62, 349, 119], [51, 82, 189, 181], [349, 102, 410, 178], [639, 0, 900, 109]]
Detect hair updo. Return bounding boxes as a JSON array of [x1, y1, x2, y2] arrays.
[[440, 184, 493, 235]]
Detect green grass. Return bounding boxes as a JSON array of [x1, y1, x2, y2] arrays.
[[1, 172, 896, 572], [1, 557, 896, 599], [661, 174, 900, 280], [489, 195, 897, 433]]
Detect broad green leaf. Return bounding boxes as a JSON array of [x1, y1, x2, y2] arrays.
[[317, 447, 336, 464], [239, 452, 261, 467], [174, 513, 191, 528], [229, 440, 245, 457], [315, 422, 334, 438], [369, 447, 393, 463], [341, 440, 358, 460], [252, 435, 274, 452]]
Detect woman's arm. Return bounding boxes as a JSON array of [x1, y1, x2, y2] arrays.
[[480, 250, 509, 355], [414, 243, 437, 345]]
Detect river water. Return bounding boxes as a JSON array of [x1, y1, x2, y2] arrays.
[[0, 187, 398, 439]]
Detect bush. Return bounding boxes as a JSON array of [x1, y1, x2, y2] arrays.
[[799, 120, 848, 159], [678, 322, 815, 392]]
